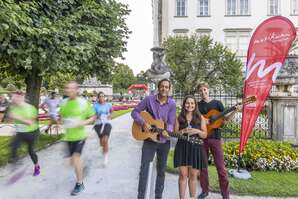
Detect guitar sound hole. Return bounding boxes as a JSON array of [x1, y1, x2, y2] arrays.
[[209, 116, 216, 123], [156, 134, 161, 141]]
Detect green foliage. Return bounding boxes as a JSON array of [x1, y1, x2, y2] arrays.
[[223, 139, 298, 171], [163, 35, 243, 95], [167, 149, 298, 197], [223, 121, 269, 139], [0, 134, 62, 166], [43, 71, 77, 93], [0, 69, 24, 89], [0, 0, 130, 106], [135, 70, 148, 84], [112, 63, 136, 93]]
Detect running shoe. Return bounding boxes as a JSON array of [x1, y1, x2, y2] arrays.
[[33, 165, 40, 176], [71, 182, 85, 196]]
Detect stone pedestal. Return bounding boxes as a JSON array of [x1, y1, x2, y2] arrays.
[[270, 96, 298, 143], [145, 47, 171, 94]]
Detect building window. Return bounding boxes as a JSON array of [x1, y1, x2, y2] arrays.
[[268, 0, 280, 15], [226, 0, 250, 15], [176, 0, 187, 16], [227, 0, 236, 15], [198, 0, 209, 16], [224, 30, 251, 57], [240, 0, 249, 15], [196, 29, 212, 37], [291, 0, 298, 15], [173, 29, 189, 36]]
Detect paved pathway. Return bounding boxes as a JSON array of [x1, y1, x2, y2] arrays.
[[0, 113, 297, 199]]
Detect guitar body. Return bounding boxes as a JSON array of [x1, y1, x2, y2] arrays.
[[132, 111, 203, 144], [132, 111, 164, 143], [203, 109, 225, 136], [202, 96, 256, 137]]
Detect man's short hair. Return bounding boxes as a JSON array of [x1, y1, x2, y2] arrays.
[[197, 82, 209, 90], [66, 81, 79, 88], [14, 90, 24, 96], [157, 78, 171, 89], [97, 92, 105, 98]]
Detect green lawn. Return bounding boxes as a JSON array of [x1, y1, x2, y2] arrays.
[[167, 149, 298, 197], [0, 134, 62, 166], [111, 108, 132, 119]]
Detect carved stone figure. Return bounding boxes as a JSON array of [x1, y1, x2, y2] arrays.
[[273, 56, 298, 96], [145, 47, 171, 81]]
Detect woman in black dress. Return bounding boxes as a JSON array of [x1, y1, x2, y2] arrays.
[[174, 95, 207, 199]]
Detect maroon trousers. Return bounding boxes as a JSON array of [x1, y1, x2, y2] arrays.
[[200, 138, 229, 197]]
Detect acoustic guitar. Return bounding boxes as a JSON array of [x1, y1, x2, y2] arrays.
[[132, 111, 202, 144], [203, 96, 256, 137]]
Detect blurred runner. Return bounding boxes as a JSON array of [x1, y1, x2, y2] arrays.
[[8, 90, 40, 176], [59, 81, 96, 196], [93, 92, 113, 167], [41, 91, 60, 133]]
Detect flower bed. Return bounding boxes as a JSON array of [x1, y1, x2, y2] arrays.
[[112, 101, 139, 110], [112, 105, 129, 111], [222, 139, 298, 171]]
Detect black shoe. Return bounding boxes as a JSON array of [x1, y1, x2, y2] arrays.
[[222, 196, 230, 199], [197, 192, 209, 199], [71, 182, 85, 196]]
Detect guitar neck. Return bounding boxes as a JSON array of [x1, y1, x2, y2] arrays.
[[212, 104, 238, 121]]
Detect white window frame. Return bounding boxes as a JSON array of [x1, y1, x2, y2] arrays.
[[196, 29, 212, 37], [239, 0, 249, 15], [226, 0, 250, 16], [224, 30, 251, 57], [226, 0, 237, 15], [176, 0, 187, 17], [291, 0, 298, 15], [197, 0, 210, 16], [173, 29, 189, 36], [268, 0, 281, 15]]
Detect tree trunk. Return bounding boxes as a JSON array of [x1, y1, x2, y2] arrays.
[[25, 66, 42, 108]]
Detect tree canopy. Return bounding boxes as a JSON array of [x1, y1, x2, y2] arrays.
[[112, 63, 136, 93], [163, 35, 243, 95], [0, 0, 130, 106]]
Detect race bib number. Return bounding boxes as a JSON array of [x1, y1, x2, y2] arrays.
[[63, 117, 81, 129]]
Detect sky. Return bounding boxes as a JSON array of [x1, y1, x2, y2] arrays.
[[117, 0, 153, 75]]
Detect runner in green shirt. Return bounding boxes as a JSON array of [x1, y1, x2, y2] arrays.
[[8, 90, 40, 176], [59, 81, 96, 196]]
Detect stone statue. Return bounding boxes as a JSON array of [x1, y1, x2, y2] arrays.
[[273, 56, 298, 96], [145, 47, 171, 82]]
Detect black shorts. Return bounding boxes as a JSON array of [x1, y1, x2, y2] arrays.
[[66, 140, 86, 156], [94, 123, 112, 138]]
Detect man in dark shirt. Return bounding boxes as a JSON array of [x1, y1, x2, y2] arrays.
[[131, 79, 176, 199], [197, 82, 240, 199]]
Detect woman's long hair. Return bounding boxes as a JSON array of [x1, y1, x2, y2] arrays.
[[178, 95, 201, 126]]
